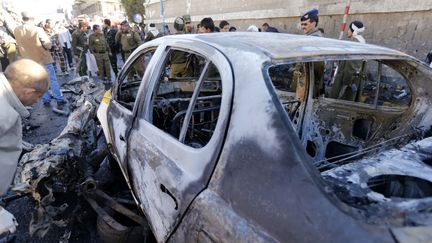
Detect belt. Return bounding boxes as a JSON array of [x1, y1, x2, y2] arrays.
[[94, 51, 107, 54]]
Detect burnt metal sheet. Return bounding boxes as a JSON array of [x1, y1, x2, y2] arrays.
[[12, 78, 105, 237]]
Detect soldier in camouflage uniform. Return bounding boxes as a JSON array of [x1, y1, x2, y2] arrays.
[[89, 24, 111, 82], [71, 21, 88, 76], [169, 17, 193, 78], [103, 19, 118, 76], [183, 15, 195, 34], [115, 21, 143, 78]]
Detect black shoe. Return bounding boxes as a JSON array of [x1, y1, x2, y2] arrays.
[[43, 101, 51, 107], [56, 100, 67, 110], [57, 100, 66, 105]]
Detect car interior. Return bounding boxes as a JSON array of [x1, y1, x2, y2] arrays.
[[116, 48, 222, 148], [269, 59, 412, 167]]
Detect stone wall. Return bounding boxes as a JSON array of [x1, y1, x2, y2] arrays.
[[144, 0, 432, 59]]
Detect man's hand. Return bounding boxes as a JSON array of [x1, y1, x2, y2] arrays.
[[0, 207, 17, 234]]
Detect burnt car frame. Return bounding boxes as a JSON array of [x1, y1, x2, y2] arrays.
[[97, 33, 432, 242]]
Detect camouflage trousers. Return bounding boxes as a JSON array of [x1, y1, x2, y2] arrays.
[[94, 53, 111, 80]]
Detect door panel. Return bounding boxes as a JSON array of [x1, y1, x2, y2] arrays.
[[107, 45, 161, 181], [127, 42, 233, 241], [303, 98, 405, 164], [107, 101, 133, 178]]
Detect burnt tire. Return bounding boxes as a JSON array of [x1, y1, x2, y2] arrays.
[[97, 215, 148, 243]]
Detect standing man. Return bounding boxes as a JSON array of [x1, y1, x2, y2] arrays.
[[329, 21, 367, 101], [115, 21, 142, 62], [71, 21, 88, 77], [44, 19, 68, 76], [300, 9, 322, 37], [115, 21, 143, 78], [170, 17, 191, 78], [347, 21, 366, 44], [0, 59, 49, 236], [261, 23, 279, 33], [89, 24, 111, 82], [183, 15, 194, 34], [14, 12, 65, 108], [145, 23, 161, 42], [300, 9, 324, 97], [199, 17, 215, 33], [103, 19, 118, 77], [219, 20, 230, 32], [57, 23, 74, 69]]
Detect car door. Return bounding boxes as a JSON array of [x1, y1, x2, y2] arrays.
[[106, 45, 162, 181], [126, 41, 233, 241]]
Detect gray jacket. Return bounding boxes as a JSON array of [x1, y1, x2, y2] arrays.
[[306, 27, 323, 37], [0, 73, 29, 195]]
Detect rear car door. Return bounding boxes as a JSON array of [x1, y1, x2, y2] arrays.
[[126, 41, 233, 241], [106, 45, 161, 181]]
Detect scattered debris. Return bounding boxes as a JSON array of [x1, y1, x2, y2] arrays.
[[12, 77, 105, 237]]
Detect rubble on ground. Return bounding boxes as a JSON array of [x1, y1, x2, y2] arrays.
[[12, 76, 105, 237]]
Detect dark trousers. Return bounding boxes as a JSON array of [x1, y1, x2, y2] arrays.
[[63, 45, 73, 67], [109, 50, 118, 76], [0, 57, 9, 71]]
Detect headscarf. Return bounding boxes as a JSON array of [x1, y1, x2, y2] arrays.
[[350, 21, 366, 44]]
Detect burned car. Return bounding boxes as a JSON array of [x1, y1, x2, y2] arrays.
[[97, 33, 432, 242]]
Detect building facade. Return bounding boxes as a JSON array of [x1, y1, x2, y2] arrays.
[[144, 0, 432, 59], [73, 0, 125, 19]]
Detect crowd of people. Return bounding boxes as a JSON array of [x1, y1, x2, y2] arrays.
[[0, 7, 368, 102]]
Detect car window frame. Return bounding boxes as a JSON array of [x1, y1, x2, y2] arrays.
[[138, 42, 232, 151], [267, 55, 414, 112], [112, 46, 158, 102]]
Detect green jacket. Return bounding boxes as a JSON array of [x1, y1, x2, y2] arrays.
[[71, 30, 87, 56], [89, 33, 110, 54], [115, 29, 142, 52]]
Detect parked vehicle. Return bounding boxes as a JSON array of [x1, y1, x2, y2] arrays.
[[97, 32, 432, 242]]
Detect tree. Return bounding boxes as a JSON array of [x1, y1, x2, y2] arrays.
[[120, 0, 145, 24]]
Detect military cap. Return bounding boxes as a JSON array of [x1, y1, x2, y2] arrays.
[[120, 20, 129, 26], [301, 8, 319, 22], [183, 14, 191, 23], [174, 17, 185, 31]]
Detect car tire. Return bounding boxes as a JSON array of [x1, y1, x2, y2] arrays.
[[96, 213, 150, 243]]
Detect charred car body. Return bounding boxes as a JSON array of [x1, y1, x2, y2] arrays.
[[98, 33, 432, 242]]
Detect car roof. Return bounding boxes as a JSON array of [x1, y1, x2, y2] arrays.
[[163, 32, 410, 60]]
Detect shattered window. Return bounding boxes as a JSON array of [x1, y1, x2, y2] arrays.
[[117, 49, 156, 110], [269, 63, 308, 124], [376, 63, 411, 108], [325, 60, 411, 108], [147, 49, 222, 148]]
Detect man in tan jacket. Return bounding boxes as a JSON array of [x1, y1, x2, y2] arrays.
[[0, 59, 49, 237], [13, 12, 65, 109]]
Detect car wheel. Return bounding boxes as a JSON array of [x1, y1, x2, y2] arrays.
[[96, 211, 152, 243]]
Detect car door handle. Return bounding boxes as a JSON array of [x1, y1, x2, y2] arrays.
[[119, 135, 125, 141], [160, 184, 178, 210]]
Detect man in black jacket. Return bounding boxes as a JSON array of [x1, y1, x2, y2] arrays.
[[103, 19, 118, 77]]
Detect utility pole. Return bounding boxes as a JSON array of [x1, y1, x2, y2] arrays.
[[160, 0, 165, 35], [338, 0, 352, 40]]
